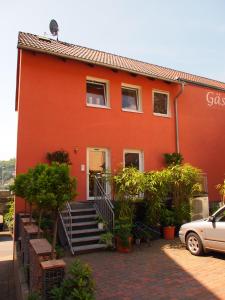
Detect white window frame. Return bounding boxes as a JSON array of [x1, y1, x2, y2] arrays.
[[152, 90, 170, 117], [123, 149, 144, 171], [122, 83, 142, 113], [86, 76, 110, 109]]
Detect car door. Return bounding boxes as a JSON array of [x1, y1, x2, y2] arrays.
[[203, 207, 225, 251]]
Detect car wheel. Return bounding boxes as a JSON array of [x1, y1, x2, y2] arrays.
[[186, 232, 203, 256]]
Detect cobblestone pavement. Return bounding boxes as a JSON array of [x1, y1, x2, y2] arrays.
[[65, 239, 225, 300], [0, 232, 16, 300]]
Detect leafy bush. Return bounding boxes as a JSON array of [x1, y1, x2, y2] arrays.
[[167, 164, 202, 225], [27, 292, 41, 300], [4, 199, 14, 232], [114, 218, 132, 247], [144, 170, 170, 226], [160, 209, 175, 227], [99, 232, 114, 248], [113, 167, 144, 200], [50, 259, 95, 300]]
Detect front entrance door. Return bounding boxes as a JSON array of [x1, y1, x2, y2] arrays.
[[87, 148, 109, 200]]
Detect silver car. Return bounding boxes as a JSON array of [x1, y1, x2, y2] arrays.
[[179, 205, 225, 256]]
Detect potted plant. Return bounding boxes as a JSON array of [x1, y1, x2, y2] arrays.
[[161, 209, 176, 240], [96, 215, 106, 230], [99, 232, 114, 249], [114, 217, 133, 253]]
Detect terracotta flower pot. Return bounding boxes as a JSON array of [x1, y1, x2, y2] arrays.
[[116, 236, 132, 253], [163, 226, 175, 240]]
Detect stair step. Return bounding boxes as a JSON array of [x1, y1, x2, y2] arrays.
[[64, 214, 97, 220], [70, 228, 105, 235], [73, 243, 106, 253], [71, 235, 101, 243], [70, 202, 94, 209], [71, 208, 96, 213], [67, 221, 97, 227]]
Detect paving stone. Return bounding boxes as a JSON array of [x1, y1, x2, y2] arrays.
[[64, 238, 225, 299], [0, 232, 16, 300]]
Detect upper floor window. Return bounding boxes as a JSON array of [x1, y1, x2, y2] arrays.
[[153, 91, 170, 116], [86, 78, 109, 108], [122, 84, 142, 112]]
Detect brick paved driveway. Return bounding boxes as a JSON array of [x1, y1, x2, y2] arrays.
[[65, 239, 225, 300]]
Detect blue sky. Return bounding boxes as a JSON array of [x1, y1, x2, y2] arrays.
[[1, 0, 225, 160]]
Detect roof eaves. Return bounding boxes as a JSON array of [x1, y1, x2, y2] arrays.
[[179, 77, 225, 92], [17, 43, 181, 86]]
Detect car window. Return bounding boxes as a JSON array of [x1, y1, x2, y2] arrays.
[[215, 209, 225, 222]]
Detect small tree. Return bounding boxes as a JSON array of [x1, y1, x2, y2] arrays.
[[216, 179, 225, 205], [11, 172, 34, 222], [39, 163, 77, 258]]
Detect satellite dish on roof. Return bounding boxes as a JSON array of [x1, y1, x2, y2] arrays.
[[49, 19, 59, 40]]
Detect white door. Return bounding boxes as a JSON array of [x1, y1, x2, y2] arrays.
[[87, 148, 109, 200], [123, 150, 144, 171]]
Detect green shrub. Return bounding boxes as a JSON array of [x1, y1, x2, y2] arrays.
[[144, 170, 170, 226], [4, 199, 14, 232], [50, 259, 95, 300], [99, 232, 114, 248], [114, 217, 132, 247], [27, 292, 41, 300]]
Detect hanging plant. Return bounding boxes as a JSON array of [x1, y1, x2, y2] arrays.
[[164, 152, 184, 166], [46, 150, 71, 165]]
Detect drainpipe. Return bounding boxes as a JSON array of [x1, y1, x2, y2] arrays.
[[174, 81, 185, 153]]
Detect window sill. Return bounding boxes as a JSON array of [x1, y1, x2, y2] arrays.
[[86, 104, 111, 109], [122, 109, 143, 114], [153, 113, 171, 118]]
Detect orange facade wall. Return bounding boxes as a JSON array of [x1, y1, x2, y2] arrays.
[[15, 50, 225, 212]]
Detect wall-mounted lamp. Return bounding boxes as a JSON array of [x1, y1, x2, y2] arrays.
[[74, 147, 79, 153]]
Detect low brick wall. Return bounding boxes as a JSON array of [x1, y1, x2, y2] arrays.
[[41, 260, 66, 300], [14, 212, 66, 299], [29, 239, 52, 293]]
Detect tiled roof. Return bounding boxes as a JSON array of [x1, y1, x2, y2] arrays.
[[18, 32, 225, 91]]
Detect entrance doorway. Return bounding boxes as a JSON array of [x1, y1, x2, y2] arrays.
[[87, 148, 109, 200]]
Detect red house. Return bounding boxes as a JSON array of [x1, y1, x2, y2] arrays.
[[15, 32, 225, 214]]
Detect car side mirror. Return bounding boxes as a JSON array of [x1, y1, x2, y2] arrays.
[[208, 216, 215, 223]]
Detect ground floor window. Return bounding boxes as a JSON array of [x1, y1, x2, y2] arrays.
[[123, 150, 144, 171]]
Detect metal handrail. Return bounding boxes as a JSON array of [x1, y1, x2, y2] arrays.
[[93, 174, 114, 232], [59, 202, 74, 255]]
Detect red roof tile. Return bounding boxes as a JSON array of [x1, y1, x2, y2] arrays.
[[18, 32, 225, 91]]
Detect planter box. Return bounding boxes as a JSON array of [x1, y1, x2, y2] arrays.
[[21, 224, 42, 283], [41, 259, 65, 300], [29, 238, 52, 293]]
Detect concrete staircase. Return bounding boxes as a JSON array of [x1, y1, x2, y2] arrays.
[[61, 202, 107, 254]]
